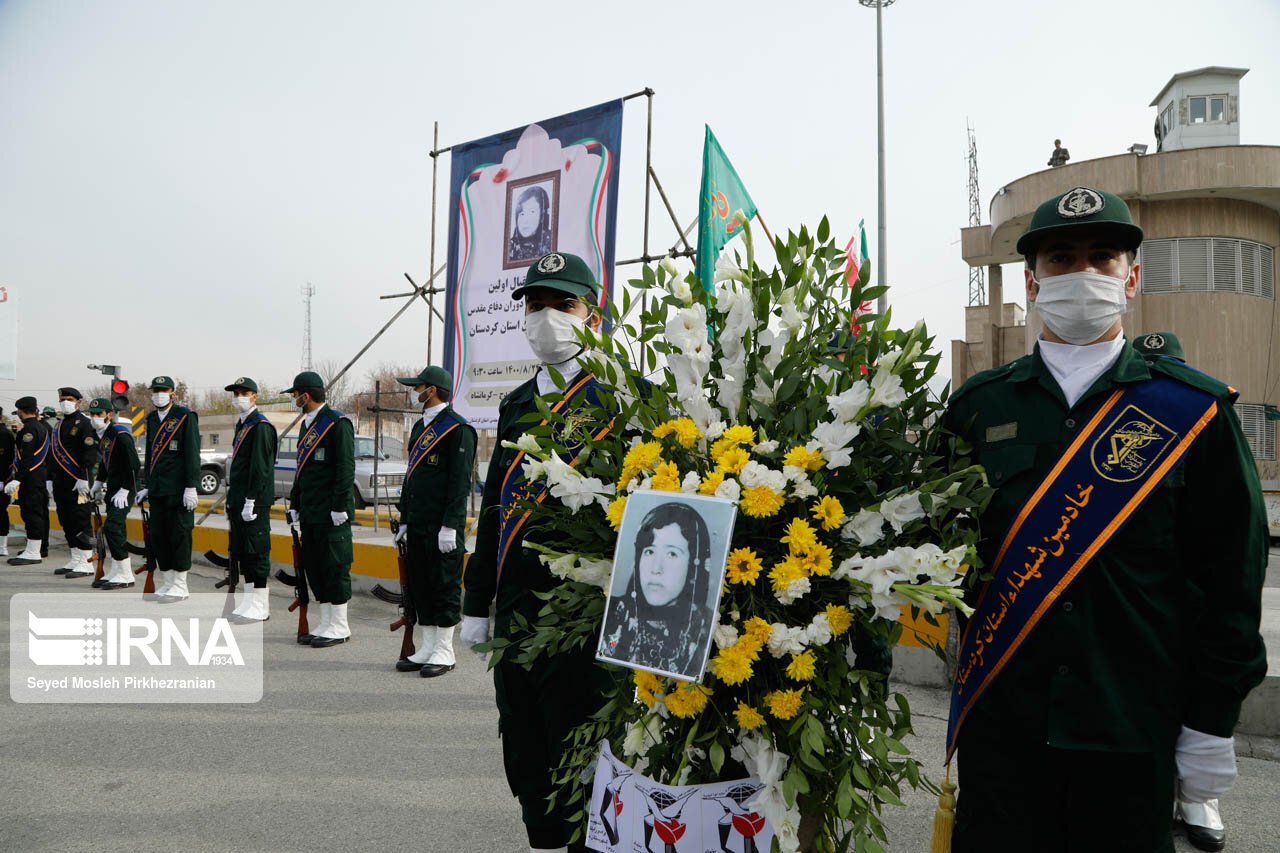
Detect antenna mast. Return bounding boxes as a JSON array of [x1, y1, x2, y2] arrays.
[[301, 282, 315, 371], [967, 121, 986, 306]]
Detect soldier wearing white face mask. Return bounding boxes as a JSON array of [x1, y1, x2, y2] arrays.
[[87, 398, 140, 589], [48, 387, 100, 578], [135, 376, 201, 602]]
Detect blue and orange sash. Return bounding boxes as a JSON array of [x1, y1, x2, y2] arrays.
[[148, 409, 188, 475], [296, 408, 343, 475], [406, 410, 463, 480], [231, 412, 267, 464], [20, 427, 49, 476], [946, 375, 1219, 761], [51, 423, 82, 480], [99, 423, 129, 473], [495, 374, 613, 587]]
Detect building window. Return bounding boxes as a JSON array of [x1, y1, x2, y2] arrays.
[[1189, 95, 1227, 124], [1140, 238, 1274, 299], [210, 433, 220, 446], [1236, 403, 1277, 461], [1162, 104, 1174, 134]]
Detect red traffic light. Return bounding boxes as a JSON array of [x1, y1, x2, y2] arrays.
[[111, 380, 129, 395]]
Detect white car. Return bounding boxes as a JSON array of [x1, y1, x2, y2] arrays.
[[273, 434, 406, 508]]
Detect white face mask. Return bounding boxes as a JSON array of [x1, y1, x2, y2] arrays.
[[152, 392, 171, 408], [525, 308, 587, 364], [90, 416, 109, 435], [232, 396, 255, 414], [1031, 270, 1130, 345], [59, 400, 78, 415]]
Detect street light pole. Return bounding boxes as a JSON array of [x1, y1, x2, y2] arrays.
[[859, 0, 895, 316]]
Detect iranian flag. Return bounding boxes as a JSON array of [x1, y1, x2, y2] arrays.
[[844, 219, 869, 286]]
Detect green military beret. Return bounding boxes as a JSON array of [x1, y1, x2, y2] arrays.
[[284, 370, 324, 393], [149, 375, 176, 391], [87, 397, 113, 414], [396, 365, 452, 389], [224, 376, 259, 393], [511, 252, 601, 301], [1016, 186, 1144, 256], [1133, 331, 1185, 362], [57, 386, 83, 400], [41, 406, 57, 417]]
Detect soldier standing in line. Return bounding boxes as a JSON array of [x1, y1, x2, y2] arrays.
[[49, 387, 100, 579], [134, 376, 200, 602], [0, 415, 14, 558], [284, 371, 355, 647], [224, 377, 278, 624], [392, 365, 476, 676], [4, 397, 51, 565], [87, 398, 139, 590]]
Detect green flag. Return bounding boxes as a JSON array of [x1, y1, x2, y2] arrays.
[[697, 125, 758, 296]]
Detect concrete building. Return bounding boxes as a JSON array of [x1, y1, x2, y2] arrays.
[[955, 66, 1280, 491]]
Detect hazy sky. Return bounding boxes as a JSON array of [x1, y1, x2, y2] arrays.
[[3, 0, 1278, 411]]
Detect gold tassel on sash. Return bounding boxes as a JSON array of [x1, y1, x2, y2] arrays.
[[930, 764, 956, 853]]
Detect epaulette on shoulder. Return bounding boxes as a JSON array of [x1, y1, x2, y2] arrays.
[[1145, 355, 1235, 401], [950, 358, 1022, 404]]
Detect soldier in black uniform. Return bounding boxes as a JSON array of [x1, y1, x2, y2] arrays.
[[88, 397, 140, 590], [225, 377, 278, 623], [49, 387, 100, 578], [135, 376, 200, 602], [4, 397, 51, 565], [0, 415, 14, 558]]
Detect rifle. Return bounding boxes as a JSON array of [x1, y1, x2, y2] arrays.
[[90, 500, 107, 586], [126, 504, 156, 598], [204, 549, 239, 619], [378, 519, 415, 658], [274, 514, 310, 641]]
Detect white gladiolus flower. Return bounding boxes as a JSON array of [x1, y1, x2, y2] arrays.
[[717, 286, 753, 360], [622, 714, 663, 758], [881, 491, 925, 533], [806, 419, 861, 469], [681, 471, 702, 494], [521, 458, 547, 482], [572, 558, 613, 589], [716, 351, 747, 416], [667, 350, 712, 402], [731, 208, 749, 229], [841, 509, 885, 546], [736, 734, 800, 853], [778, 299, 807, 338], [826, 381, 871, 423], [751, 375, 776, 406], [504, 434, 541, 455], [714, 477, 741, 502], [713, 623, 740, 650], [664, 303, 708, 354], [869, 368, 907, 409], [757, 329, 785, 372], [669, 277, 693, 305], [659, 256, 679, 277], [715, 254, 749, 284], [683, 397, 719, 436]]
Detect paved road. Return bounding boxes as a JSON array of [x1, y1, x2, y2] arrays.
[[1, 540, 1277, 851]]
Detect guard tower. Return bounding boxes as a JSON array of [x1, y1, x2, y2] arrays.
[[1151, 66, 1247, 152]]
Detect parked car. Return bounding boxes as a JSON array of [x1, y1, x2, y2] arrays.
[[273, 434, 406, 508], [198, 448, 228, 495]]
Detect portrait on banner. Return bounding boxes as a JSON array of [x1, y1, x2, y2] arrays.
[[504, 171, 559, 268]]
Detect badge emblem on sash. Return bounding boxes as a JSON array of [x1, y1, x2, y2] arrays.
[[1090, 405, 1177, 482]]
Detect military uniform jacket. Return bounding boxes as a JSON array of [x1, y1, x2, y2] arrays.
[[288, 405, 354, 524], [11, 418, 50, 486], [141, 406, 200, 497], [95, 424, 140, 494], [0, 427, 14, 483], [944, 341, 1267, 751], [49, 412, 100, 486], [227, 411, 278, 515], [397, 406, 477, 533]]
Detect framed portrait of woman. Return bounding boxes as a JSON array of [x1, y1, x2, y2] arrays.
[[502, 171, 559, 269], [596, 491, 737, 681]]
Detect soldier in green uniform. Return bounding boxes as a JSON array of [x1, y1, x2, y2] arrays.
[[943, 187, 1267, 853], [135, 376, 200, 602], [284, 371, 355, 647], [0, 415, 14, 557], [392, 365, 477, 676], [225, 377, 278, 624], [460, 252, 621, 853], [4, 397, 50, 565], [87, 397, 140, 590], [50, 387, 100, 579]]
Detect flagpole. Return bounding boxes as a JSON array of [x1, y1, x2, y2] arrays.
[[859, 0, 895, 316], [754, 212, 776, 249]]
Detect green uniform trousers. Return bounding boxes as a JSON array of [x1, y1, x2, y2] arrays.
[[954, 716, 1175, 853], [148, 495, 193, 572], [103, 496, 133, 561], [405, 530, 464, 626], [299, 522, 351, 604], [229, 515, 272, 585]]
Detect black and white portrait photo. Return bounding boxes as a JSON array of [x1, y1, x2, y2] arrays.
[[503, 171, 558, 268], [596, 492, 737, 681]]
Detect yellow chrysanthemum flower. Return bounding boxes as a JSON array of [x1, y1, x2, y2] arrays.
[[722, 424, 756, 446], [664, 680, 711, 718], [743, 616, 772, 644], [740, 485, 785, 518], [725, 547, 763, 585], [672, 418, 702, 448], [716, 446, 751, 475], [650, 460, 682, 492], [766, 688, 805, 720], [698, 470, 726, 496], [709, 437, 736, 459], [712, 646, 754, 685], [780, 518, 818, 553], [606, 496, 628, 531], [825, 603, 854, 636], [786, 650, 817, 681], [810, 495, 846, 531], [735, 702, 766, 730], [783, 445, 825, 472], [768, 556, 809, 592], [797, 542, 834, 577], [635, 670, 665, 708], [623, 441, 663, 474]]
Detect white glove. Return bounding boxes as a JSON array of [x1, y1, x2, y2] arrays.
[[1175, 726, 1238, 803], [135, 488, 149, 505], [90, 481, 105, 500], [182, 487, 198, 511], [74, 479, 90, 496], [111, 489, 130, 510], [286, 509, 299, 526], [241, 498, 256, 522], [3, 481, 17, 496], [459, 615, 491, 648], [438, 527, 458, 554], [46, 481, 54, 498], [330, 511, 348, 526], [393, 524, 408, 546]]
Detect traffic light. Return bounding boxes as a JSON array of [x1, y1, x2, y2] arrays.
[[110, 379, 130, 411]]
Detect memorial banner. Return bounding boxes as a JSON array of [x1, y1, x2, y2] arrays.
[[443, 100, 624, 428]]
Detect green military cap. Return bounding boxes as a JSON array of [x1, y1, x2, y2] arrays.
[[57, 386, 83, 399], [396, 365, 452, 389], [1016, 186, 1144, 256], [41, 406, 57, 417], [283, 370, 324, 393], [1133, 331, 1185, 362], [224, 376, 259, 393], [149, 375, 176, 391], [87, 397, 113, 414], [825, 329, 858, 355], [511, 251, 601, 301]]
